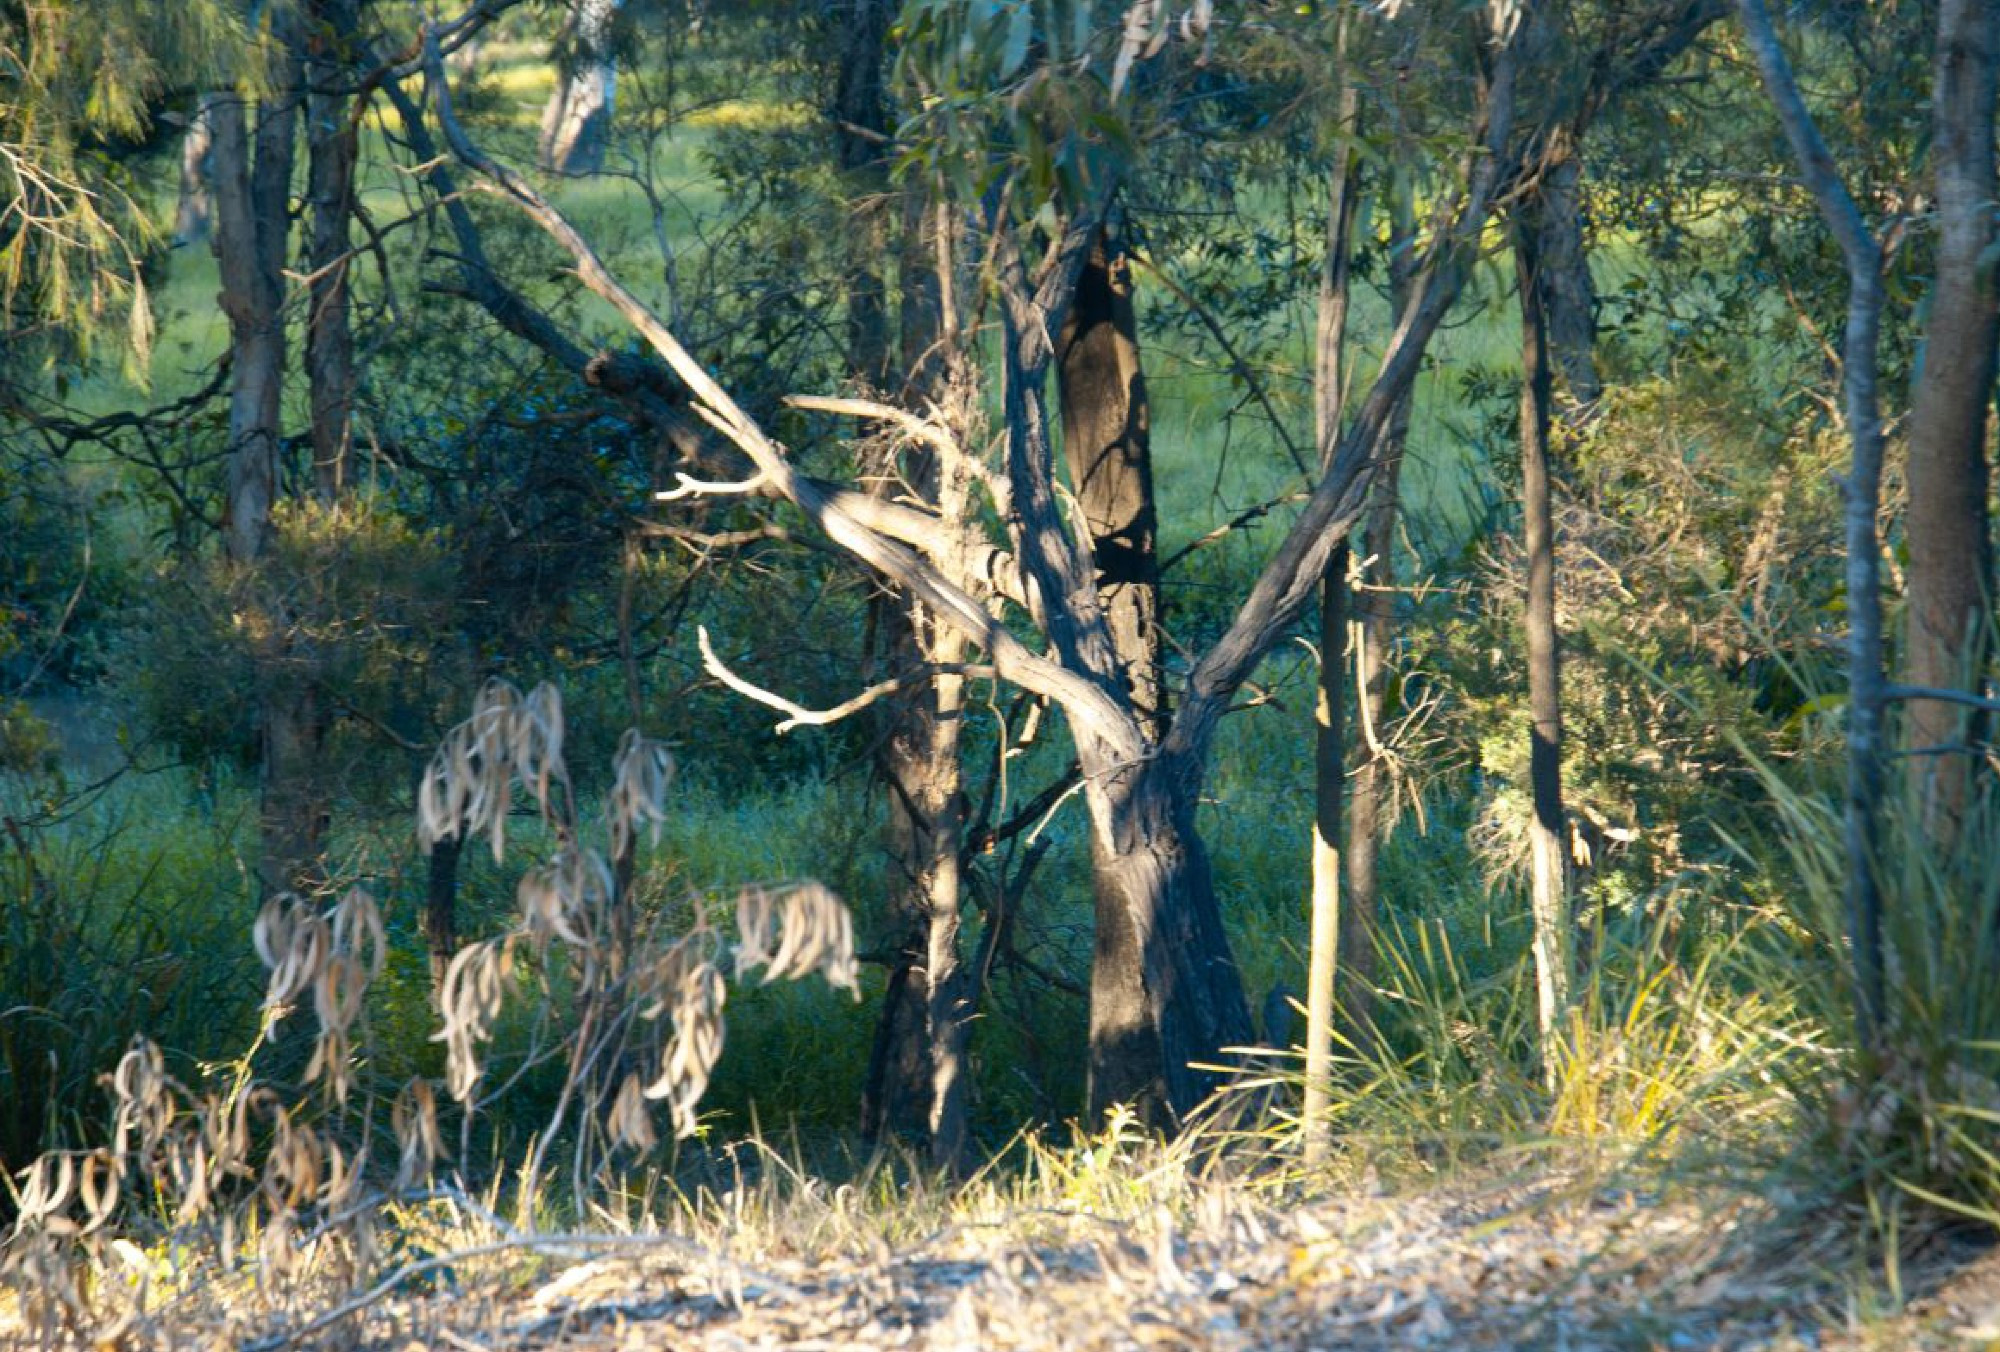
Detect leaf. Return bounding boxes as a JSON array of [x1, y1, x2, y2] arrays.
[[1001, 2, 1032, 79]]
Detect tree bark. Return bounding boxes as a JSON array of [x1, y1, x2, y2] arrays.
[[1537, 146, 1601, 411], [1058, 221, 1164, 731], [1736, 0, 1890, 1043], [213, 51, 326, 899], [304, 0, 360, 500], [1083, 752, 1258, 1120], [832, 0, 893, 386], [539, 0, 620, 175], [1515, 219, 1572, 1064], [1343, 178, 1420, 1036], [1903, 0, 1998, 843], [1305, 49, 1363, 1164], [173, 96, 218, 247], [424, 834, 462, 990]]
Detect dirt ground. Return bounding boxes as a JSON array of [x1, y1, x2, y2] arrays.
[[119, 1172, 1999, 1352]]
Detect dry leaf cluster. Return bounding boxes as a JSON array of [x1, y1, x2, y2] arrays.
[[2, 680, 861, 1345]]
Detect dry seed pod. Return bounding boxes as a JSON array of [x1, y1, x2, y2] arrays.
[[607, 1072, 658, 1153], [607, 729, 675, 861], [392, 1078, 445, 1190], [642, 957, 727, 1139], [435, 939, 512, 1102]]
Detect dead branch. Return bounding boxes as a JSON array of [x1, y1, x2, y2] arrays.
[[698, 627, 995, 734]]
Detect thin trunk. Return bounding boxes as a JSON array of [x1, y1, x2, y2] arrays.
[[1343, 180, 1420, 1037], [539, 0, 619, 175], [305, 0, 359, 499], [213, 54, 322, 899], [1305, 45, 1362, 1165], [211, 86, 293, 567], [1516, 221, 1571, 1065], [1736, 0, 1890, 1043], [173, 96, 218, 246], [833, 0, 893, 385], [1903, 0, 1998, 842], [1537, 147, 1601, 411], [1057, 221, 1164, 731], [425, 835, 462, 990]]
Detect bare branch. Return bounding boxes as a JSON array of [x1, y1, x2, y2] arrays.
[[698, 627, 994, 734], [1884, 684, 2000, 715], [416, 32, 1145, 756]]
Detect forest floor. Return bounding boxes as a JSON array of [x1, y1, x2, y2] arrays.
[[94, 1164, 2000, 1352]]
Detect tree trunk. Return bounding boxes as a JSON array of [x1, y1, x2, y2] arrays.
[[213, 57, 325, 899], [211, 85, 293, 567], [833, 0, 893, 386], [1515, 220, 1572, 1066], [304, 0, 360, 500], [1903, 0, 1998, 843], [173, 96, 218, 246], [1342, 179, 1420, 1036], [1736, 0, 1891, 1042], [1537, 146, 1601, 412], [1305, 53, 1362, 1163], [425, 834, 462, 990], [539, 0, 620, 176], [1058, 221, 1164, 730], [1083, 753, 1258, 1121]]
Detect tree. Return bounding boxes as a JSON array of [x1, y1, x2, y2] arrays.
[[540, 0, 621, 175], [1901, 0, 1997, 844], [422, 0, 1535, 1120], [1733, 0, 1890, 1039]]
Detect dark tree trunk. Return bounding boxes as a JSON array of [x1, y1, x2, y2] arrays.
[[1537, 148, 1601, 412], [861, 914, 934, 1139], [833, 0, 893, 386], [1342, 180, 1420, 1035], [1736, 0, 1891, 1042], [1903, 0, 1998, 842], [425, 835, 462, 990], [213, 52, 325, 899], [304, 0, 360, 500], [1515, 220, 1571, 1060], [1084, 754, 1258, 1121], [1058, 222, 1164, 731], [539, 0, 619, 175]]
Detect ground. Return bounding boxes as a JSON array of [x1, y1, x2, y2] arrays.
[[76, 1166, 2000, 1352]]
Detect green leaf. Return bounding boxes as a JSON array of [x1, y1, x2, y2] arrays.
[[1001, 3, 1032, 79]]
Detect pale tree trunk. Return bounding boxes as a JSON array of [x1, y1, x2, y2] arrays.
[[173, 96, 218, 246], [304, 0, 360, 499], [539, 0, 620, 175], [213, 51, 323, 898], [1515, 221, 1572, 1066], [1305, 50, 1362, 1166], [1058, 220, 1164, 731], [1736, 0, 1890, 1042], [1903, 0, 1998, 843]]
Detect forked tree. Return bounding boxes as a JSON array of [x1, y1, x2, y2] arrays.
[[420, 0, 1535, 1119]]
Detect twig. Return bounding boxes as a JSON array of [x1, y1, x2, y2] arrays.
[[698, 627, 994, 734]]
